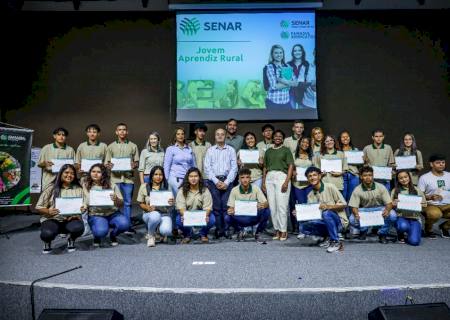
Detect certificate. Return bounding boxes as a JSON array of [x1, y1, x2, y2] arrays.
[[239, 150, 260, 164], [149, 191, 173, 206], [55, 197, 83, 215], [395, 156, 416, 170], [234, 200, 257, 216], [358, 208, 385, 227], [295, 203, 321, 221], [321, 159, 342, 173], [51, 158, 74, 173], [344, 151, 364, 165], [89, 189, 114, 206], [373, 166, 392, 180], [111, 157, 132, 171], [397, 194, 422, 212], [439, 190, 450, 205], [296, 166, 308, 182], [81, 158, 102, 172], [183, 210, 207, 227]]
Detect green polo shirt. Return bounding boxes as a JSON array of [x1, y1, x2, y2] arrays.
[[264, 146, 294, 173]]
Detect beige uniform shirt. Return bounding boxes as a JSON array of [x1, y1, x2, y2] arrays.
[[256, 140, 274, 156], [393, 149, 423, 185], [306, 182, 348, 228], [83, 184, 122, 217], [283, 135, 301, 154], [391, 186, 426, 220], [75, 141, 107, 174], [138, 148, 165, 175], [36, 184, 84, 222], [349, 182, 392, 208], [363, 144, 395, 167], [313, 150, 348, 191], [237, 148, 264, 182], [312, 143, 321, 155], [175, 187, 213, 211], [189, 140, 211, 177], [38, 143, 75, 189], [137, 183, 172, 213], [292, 157, 313, 189], [227, 184, 267, 207], [105, 140, 139, 184]]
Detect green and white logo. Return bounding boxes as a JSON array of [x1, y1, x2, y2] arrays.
[[0, 135, 7, 141], [280, 31, 290, 39], [280, 20, 289, 28], [180, 17, 201, 36]]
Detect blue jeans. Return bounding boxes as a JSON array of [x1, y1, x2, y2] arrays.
[[349, 208, 397, 235], [88, 212, 129, 239], [224, 208, 270, 234], [396, 216, 421, 246], [142, 211, 173, 236], [168, 175, 184, 197], [206, 180, 233, 234], [176, 213, 216, 237], [342, 172, 359, 202], [300, 210, 342, 241], [116, 183, 134, 226]]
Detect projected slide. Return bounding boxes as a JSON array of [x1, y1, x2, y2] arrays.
[[176, 11, 317, 122]]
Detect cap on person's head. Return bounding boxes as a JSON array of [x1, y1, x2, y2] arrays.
[[261, 124, 275, 132], [194, 123, 208, 132], [429, 154, 446, 162], [305, 166, 321, 177]]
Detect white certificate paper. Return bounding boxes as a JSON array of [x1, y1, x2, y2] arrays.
[[321, 159, 342, 173], [81, 158, 102, 172], [295, 203, 322, 221], [373, 166, 392, 180], [239, 150, 260, 164], [183, 210, 207, 227], [439, 190, 450, 205], [89, 189, 114, 206], [344, 151, 364, 165], [51, 158, 74, 173], [55, 197, 83, 215], [111, 157, 132, 171], [150, 191, 173, 206], [296, 166, 308, 182], [397, 194, 422, 212], [358, 208, 385, 227], [395, 156, 416, 170], [234, 200, 257, 216]]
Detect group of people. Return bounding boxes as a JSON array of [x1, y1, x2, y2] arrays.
[[36, 119, 450, 254]]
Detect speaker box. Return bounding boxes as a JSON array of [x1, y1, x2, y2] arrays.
[[368, 303, 450, 320], [38, 309, 124, 320]]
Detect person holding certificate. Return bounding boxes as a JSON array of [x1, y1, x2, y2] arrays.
[[138, 166, 175, 247], [262, 130, 294, 241], [348, 166, 395, 243], [38, 127, 75, 189], [393, 133, 423, 186], [189, 123, 211, 181], [283, 120, 305, 154], [164, 127, 196, 197], [418, 154, 450, 239], [139, 131, 165, 184], [293, 167, 347, 253], [256, 124, 274, 155], [237, 132, 264, 189], [313, 135, 348, 193], [83, 164, 129, 247], [75, 124, 107, 181], [362, 129, 395, 191], [310, 127, 324, 155], [391, 170, 427, 246], [175, 168, 215, 244], [225, 168, 270, 241], [204, 128, 238, 239], [338, 131, 362, 204], [105, 123, 139, 232], [36, 164, 84, 254]]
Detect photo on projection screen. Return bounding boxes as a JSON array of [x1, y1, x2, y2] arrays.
[[176, 11, 317, 122]]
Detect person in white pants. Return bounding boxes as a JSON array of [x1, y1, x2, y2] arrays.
[[262, 130, 294, 241]]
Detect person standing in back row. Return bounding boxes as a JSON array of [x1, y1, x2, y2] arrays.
[[225, 118, 244, 152], [189, 123, 211, 181], [75, 124, 107, 182]]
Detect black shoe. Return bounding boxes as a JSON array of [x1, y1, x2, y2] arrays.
[[67, 239, 76, 252], [397, 233, 406, 244], [378, 235, 388, 244], [110, 235, 119, 246], [424, 231, 438, 239], [167, 236, 177, 245], [93, 238, 101, 247], [42, 242, 52, 254], [236, 231, 244, 242], [439, 224, 450, 238], [358, 232, 367, 241]]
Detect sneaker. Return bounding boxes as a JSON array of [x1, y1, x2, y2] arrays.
[[182, 237, 191, 244], [326, 241, 341, 253], [254, 233, 261, 242], [378, 235, 388, 244], [124, 228, 136, 236], [147, 236, 156, 247], [236, 231, 245, 242], [42, 242, 52, 254], [59, 233, 67, 238], [67, 239, 76, 253], [439, 224, 450, 239], [110, 236, 119, 246], [311, 235, 324, 243], [201, 236, 209, 243], [424, 231, 438, 239], [155, 233, 161, 242], [144, 233, 150, 240], [93, 238, 101, 247], [338, 232, 344, 241], [358, 232, 367, 241], [397, 233, 406, 244], [319, 238, 330, 248], [297, 232, 306, 239]]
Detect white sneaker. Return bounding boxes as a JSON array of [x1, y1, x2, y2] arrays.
[[338, 233, 344, 241], [297, 232, 306, 239], [144, 233, 150, 240], [311, 235, 324, 243], [326, 241, 341, 253], [319, 239, 330, 248], [147, 236, 156, 247]]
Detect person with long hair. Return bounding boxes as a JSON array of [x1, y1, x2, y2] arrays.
[[302, 48, 316, 109], [84, 164, 129, 247], [175, 168, 216, 244], [163, 127, 196, 196], [311, 127, 324, 155], [238, 131, 264, 189], [394, 132, 423, 186], [138, 165, 175, 247], [36, 164, 84, 254], [139, 131, 165, 184], [287, 44, 310, 109], [391, 170, 427, 246], [338, 131, 361, 202], [262, 130, 294, 241]]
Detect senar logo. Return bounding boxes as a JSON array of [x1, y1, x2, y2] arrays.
[[280, 20, 289, 28], [280, 31, 290, 39], [180, 17, 201, 36]]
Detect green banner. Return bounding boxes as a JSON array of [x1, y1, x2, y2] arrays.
[[0, 124, 33, 207]]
